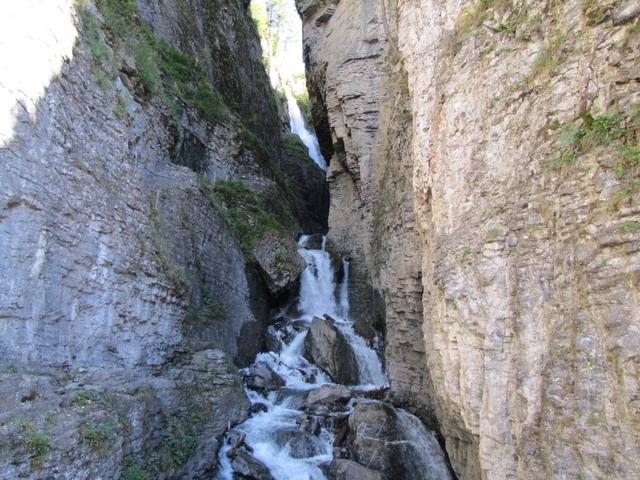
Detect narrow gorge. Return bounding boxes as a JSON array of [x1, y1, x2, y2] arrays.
[[1, 0, 639, 479]]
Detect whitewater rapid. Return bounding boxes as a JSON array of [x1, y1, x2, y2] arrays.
[[216, 236, 387, 479]]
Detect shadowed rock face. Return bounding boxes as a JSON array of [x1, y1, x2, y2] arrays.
[[0, 350, 249, 479], [348, 401, 452, 480], [0, 0, 326, 477]]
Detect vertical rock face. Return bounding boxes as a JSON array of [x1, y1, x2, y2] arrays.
[[300, 0, 640, 479], [0, 0, 326, 476], [297, 0, 436, 430]]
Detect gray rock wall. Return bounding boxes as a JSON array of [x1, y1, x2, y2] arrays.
[[299, 0, 640, 478], [0, 0, 326, 476]]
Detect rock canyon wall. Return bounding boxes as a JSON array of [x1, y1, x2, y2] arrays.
[[298, 0, 640, 478], [0, 0, 326, 477]]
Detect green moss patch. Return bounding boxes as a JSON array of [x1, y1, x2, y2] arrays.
[[200, 179, 295, 259]]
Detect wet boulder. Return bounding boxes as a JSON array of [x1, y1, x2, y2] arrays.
[[273, 428, 327, 459], [245, 362, 285, 391], [305, 384, 352, 406], [230, 448, 275, 480], [353, 318, 377, 347], [347, 401, 452, 480], [303, 317, 360, 385], [253, 232, 306, 297], [321, 459, 384, 480], [296, 413, 323, 436]]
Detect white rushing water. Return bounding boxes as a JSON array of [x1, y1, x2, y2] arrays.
[[216, 236, 387, 480], [287, 93, 327, 171]]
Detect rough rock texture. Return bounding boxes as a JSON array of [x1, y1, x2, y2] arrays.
[[281, 133, 330, 234], [297, 0, 436, 429], [254, 232, 307, 297], [305, 384, 352, 406], [0, 349, 248, 479], [321, 459, 384, 480], [300, 0, 640, 479], [0, 0, 324, 476], [304, 317, 360, 385], [397, 1, 640, 478], [297, 0, 387, 327], [347, 401, 452, 480]]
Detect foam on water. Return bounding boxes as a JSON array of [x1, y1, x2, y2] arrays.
[[216, 236, 387, 479]]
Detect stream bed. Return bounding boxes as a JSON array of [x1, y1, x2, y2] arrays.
[[216, 236, 452, 480]]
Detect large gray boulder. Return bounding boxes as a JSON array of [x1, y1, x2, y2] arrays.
[[303, 317, 360, 385], [305, 384, 352, 406], [321, 459, 383, 480], [254, 232, 306, 297], [230, 448, 275, 480], [245, 362, 285, 392], [347, 401, 452, 480]]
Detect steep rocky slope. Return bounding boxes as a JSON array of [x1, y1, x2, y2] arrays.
[[0, 0, 326, 477], [298, 0, 640, 478]]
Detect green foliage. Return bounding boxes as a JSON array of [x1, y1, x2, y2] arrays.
[[85, 0, 230, 124], [25, 433, 50, 461], [620, 221, 640, 233], [196, 298, 225, 321], [552, 111, 635, 170], [531, 34, 567, 78], [200, 180, 293, 258], [73, 391, 93, 406], [587, 413, 602, 426], [97, 0, 137, 38], [16, 419, 50, 463], [458, 0, 491, 35], [78, 6, 112, 66], [122, 457, 151, 480], [1, 364, 17, 374], [282, 133, 312, 161], [79, 419, 118, 454], [162, 416, 197, 469], [135, 39, 161, 95]]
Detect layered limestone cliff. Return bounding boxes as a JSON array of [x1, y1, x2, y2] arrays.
[[299, 0, 640, 479], [0, 0, 326, 477]]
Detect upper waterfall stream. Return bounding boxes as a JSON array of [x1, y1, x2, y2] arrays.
[[287, 94, 327, 171]]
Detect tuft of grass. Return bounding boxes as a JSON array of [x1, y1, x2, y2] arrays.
[[15, 419, 50, 464], [195, 298, 225, 321], [79, 419, 118, 455], [1, 364, 17, 374], [531, 34, 567, 78], [619, 221, 640, 233], [457, 0, 491, 36], [73, 391, 93, 407], [162, 416, 197, 469], [552, 111, 633, 169], [25, 433, 50, 462], [587, 413, 602, 426], [122, 457, 151, 480]]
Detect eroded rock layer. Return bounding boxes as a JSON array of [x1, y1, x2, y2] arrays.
[[298, 0, 640, 478], [0, 0, 327, 476]]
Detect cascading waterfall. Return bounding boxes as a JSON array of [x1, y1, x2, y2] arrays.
[[287, 93, 327, 171], [216, 236, 387, 480]]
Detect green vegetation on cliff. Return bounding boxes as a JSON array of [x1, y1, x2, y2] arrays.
[[200, 179, 296, 259]]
